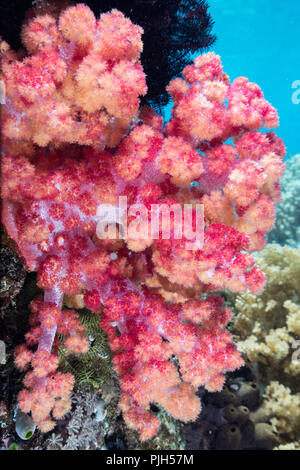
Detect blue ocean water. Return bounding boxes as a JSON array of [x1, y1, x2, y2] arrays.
[[165, 0, 300, 160]]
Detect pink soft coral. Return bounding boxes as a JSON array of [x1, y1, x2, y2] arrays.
[[1, 4, 285, 440]]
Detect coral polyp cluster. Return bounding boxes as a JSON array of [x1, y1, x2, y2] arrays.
[[100, 289, 242, 440], [2, 4, 146, 150], [1, 3, 285, 440]]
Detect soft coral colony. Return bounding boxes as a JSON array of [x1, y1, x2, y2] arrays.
[[1, 3, 286, 440]]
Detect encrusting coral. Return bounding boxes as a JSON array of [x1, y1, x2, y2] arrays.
[[1, 3, 286, 440], [230, 244, 300, 448]]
